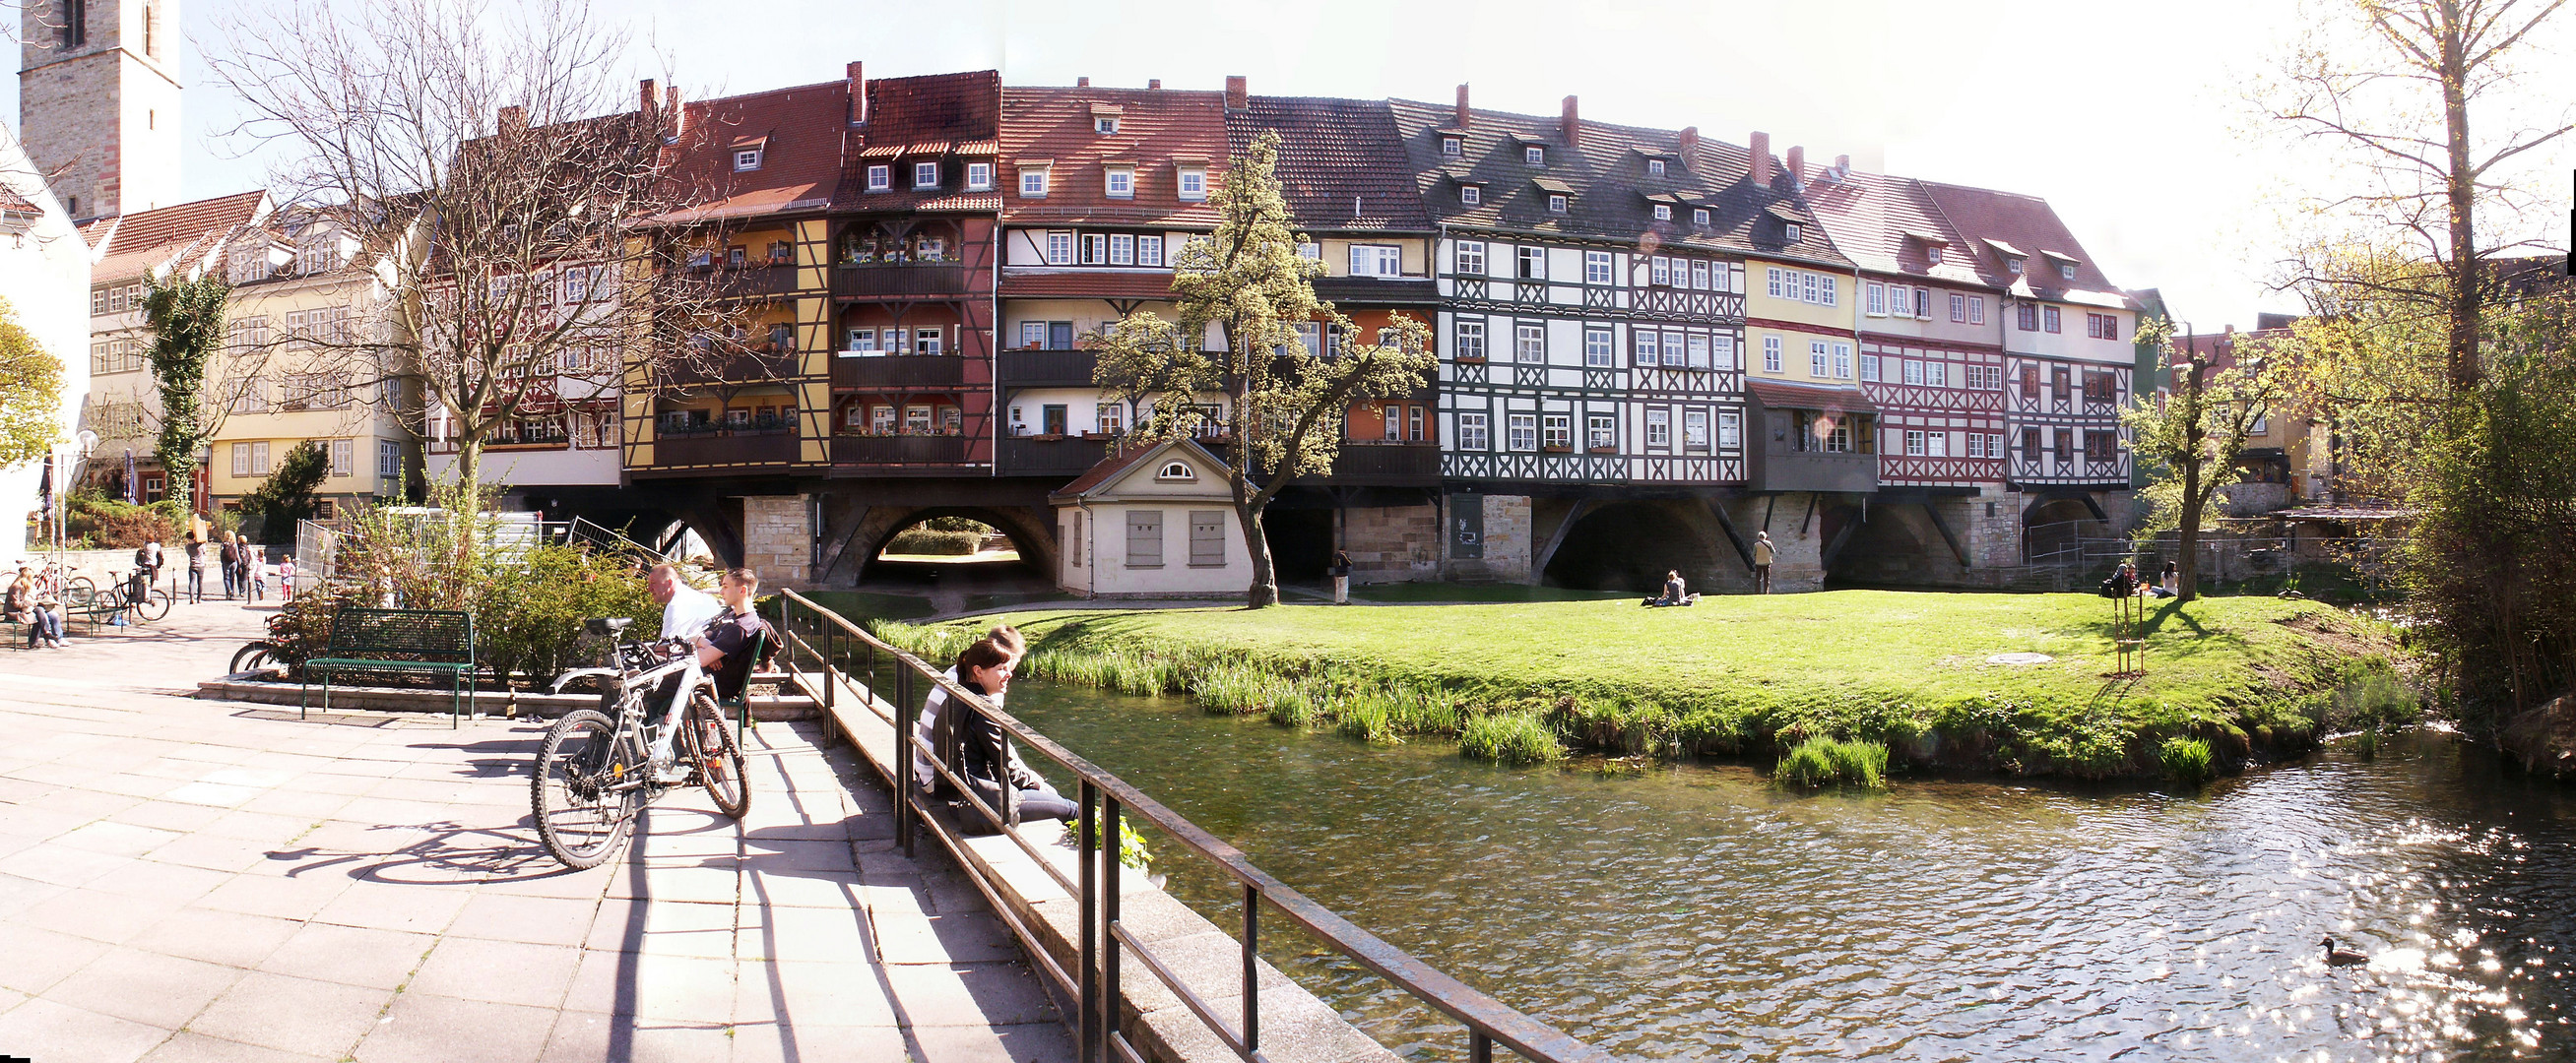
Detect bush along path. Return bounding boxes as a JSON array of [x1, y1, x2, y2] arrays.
[[870, 590, 2417, 784]]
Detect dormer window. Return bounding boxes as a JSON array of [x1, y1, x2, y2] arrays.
[[1177, 167, 1206, 201], [1785, 222, 1803, 242], [1926, 246, 1943, 265], [1157, 461, 1194, 481], [1442, 137, 1461, 156], [913, 161, 939, 189], [1693, 208, 1709, 226], [1647, 158, 1666, 176], [2006, 255, 2026, 275], [1105, 167, 1133, 199], [2059, 263, 2077, 280], [867, 164, 890, 192], [966, 162, 993, 190], [734, 149, 762, 171], [1652, 204, 1671, 220], [1095, 116, 1120, 135], [1459, 184, 1481, 206], [1524, 145, 1545, 165], [1020, 167, 1049, 198], [1548, 194, 1569, 214]]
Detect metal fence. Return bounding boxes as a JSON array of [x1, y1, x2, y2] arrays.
[[772, 590, 1607, 1063]]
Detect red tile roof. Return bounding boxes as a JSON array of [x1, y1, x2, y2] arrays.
[[1797, 171, 1986, 287], [1225, 96, 1428, 233], [1916, 180, 2129, 306], [0, 182, 36, 216], [92, 189, 270, 281], [834, 70, 1003, 212], [654, 81, 850, 223], [1000, 87, 1229, 227], [1048, 438, 1225, 500]]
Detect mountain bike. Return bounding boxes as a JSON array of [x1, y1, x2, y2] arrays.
[[530, 617, 750, 869], [100, 569, 171, 624]]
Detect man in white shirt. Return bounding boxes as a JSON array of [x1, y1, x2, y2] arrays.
[[650, 563, 723, 641]]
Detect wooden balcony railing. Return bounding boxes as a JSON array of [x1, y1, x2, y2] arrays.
[[830, 263, 969, 299], [832, 354, 969, 390], [646, 429, 800, 469], [998, 436, 1114, 476], [997, 347, 1099, 389], [831, 434, 972, 466]]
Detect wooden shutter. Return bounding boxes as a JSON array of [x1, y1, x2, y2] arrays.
[[1189, 512, 1225, 567], [1126, 511, 1163, 568]]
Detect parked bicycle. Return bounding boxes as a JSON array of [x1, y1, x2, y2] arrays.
[[229, 611, 298, 675], [97, 569, 171, 624], [530, 616, 749, 869]]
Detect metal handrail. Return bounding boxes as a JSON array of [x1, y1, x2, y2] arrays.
[[774, 589, 1608, 1063]]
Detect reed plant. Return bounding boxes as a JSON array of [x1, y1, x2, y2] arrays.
[[1774, 737, 1891, 789], [1458, 713, 1563, 765], [2160, 736, 2216, 785]]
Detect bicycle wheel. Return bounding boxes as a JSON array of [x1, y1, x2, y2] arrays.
[[532, 707, 634, 869], [685, 691, 751, 819], [65, 577, 94, 603], [229, 642, 280, 675], [134, 589, 171, 622]]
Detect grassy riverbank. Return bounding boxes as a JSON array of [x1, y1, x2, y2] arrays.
[[869, 591, 2412, 781]]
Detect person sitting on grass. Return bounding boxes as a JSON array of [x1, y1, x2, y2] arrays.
[[943, 635, 1077, 828], [1643, 569, 1699, 607]]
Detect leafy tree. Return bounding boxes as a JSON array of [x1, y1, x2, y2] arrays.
[[140, 276, 232, 500], [238, 441, 331, 541], [1094, 131, 1434, 607], [0, 296, 64, 469], [2123, 319, 2283, 601]]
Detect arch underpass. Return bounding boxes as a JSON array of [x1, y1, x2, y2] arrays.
[[1539, 499, 1734, 594]]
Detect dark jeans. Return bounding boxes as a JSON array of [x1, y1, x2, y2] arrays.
[[220, 564, 237, 598], [965, 774, 1080, 825], [1754, 564, 1773, 594], [187, 568, 205, 603], [24, 609, 62, 647]]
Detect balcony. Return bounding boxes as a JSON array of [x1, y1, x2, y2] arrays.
[[998, 347, 1098, 389], [680, 265, 799, 302], [1750, 447, 1878, 494], [831, 434, 972, 466], [1313, 275, 1437, 306], [647, 429, 800, 469], [1327, 442, 1442, 483], [998, 436, 1114, 477], [664, 347, 800, 388], [832, 354, 967, 390], [831, 263, 969, 299]]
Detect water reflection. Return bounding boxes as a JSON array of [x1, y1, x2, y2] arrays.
[[1006, 681, 2574, 1062]]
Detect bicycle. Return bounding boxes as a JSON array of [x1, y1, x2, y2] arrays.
[[530, 617, 750, 869], [229, 612, 297, 675], [98, 569, 171, 624]]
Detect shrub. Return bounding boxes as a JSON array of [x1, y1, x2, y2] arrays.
[[885, 529, 982, 555], [1458, 713, 1561, 765], [66, 489, 187, 549], [2160, 736, 2215, 786], [1774, 737, 1890, 789], [922, 516, 995, 533], [475, 543, 655, 685]]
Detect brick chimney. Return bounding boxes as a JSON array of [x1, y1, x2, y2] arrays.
[[1679, 126, 1700, 160], [846, 61, 868, 125], [1147, 78, 1161, 90], [1786, 146, 1805, 188], [1225, 76, 1248, 110], [639, 79, 657, 118], [1834, 153, 1850, 177], [1561, 94, 1580, 146], [497, 105, 526, 134], [667, 86, 686, 138], [1750, 131, 1771, 186], [1077, 76, 1090, 88], [1455, 84, 1470, 129]]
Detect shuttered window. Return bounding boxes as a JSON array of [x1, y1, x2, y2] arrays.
[[1127, 511, 1163, 568], [1189, 511, 1225, 567]]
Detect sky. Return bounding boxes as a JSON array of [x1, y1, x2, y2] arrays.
[[11, 0, 2572, 331]]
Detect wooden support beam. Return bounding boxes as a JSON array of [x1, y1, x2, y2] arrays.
[[1762, 493, 1776, 532], [816, 504, 871, 584], [1530, 498, 1596, 583], [1920, 501, 1969, 568], [1798, 491, 1819, 536], [1821, 512, 1862, 568], [1703, 496, 1756, 572]]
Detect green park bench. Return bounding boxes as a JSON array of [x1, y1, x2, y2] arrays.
[[302, 608, 478, 727]]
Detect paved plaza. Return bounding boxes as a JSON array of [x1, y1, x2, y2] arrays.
[[0, 598, 1069, 1062]]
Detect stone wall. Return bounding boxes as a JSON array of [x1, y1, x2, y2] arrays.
[[740, 495, 811, 590], [1337, 504, 1440, 584], [1441, 493, 1530, 582]]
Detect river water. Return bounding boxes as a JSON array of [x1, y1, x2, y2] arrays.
[[1003, 681, 2575, 1062]]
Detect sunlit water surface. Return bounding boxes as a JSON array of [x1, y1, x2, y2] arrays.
[[1006, 682, 2576, 1062]]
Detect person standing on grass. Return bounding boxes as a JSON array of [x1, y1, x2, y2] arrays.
[[916, 625, 1025, 795], [1329, 550, 1353, 605], [184, 534, 206, 604], [1753, 532, 1775, 594]]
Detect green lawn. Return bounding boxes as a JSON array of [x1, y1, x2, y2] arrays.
[[870, 591, 2407, 781]]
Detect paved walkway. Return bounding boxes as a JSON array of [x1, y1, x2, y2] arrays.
[[0, 598, 1069, 1062]]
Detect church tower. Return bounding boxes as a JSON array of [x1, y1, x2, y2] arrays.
[[17, 0, 182, 219]]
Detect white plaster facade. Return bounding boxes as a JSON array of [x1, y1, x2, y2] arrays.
[[0, 120, 94, 559], [1052, 439, 1247, 597]]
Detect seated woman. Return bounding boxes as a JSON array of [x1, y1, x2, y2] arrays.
[[914, 624, 1024, 795], [8, 565, 64, 648], [1643, 569, 1699, 607], [944, 636, 1078, 826]]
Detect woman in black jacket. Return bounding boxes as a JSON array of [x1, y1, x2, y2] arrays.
[[945, 638, 1079, 825]]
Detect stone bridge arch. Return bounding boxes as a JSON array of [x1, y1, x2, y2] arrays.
[[817, 504, 1059, 586]]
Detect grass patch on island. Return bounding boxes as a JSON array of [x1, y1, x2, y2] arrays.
[[867, 590, 2408, 782]]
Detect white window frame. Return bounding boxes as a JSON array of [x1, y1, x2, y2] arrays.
[[1457, 411, 1491, 451], [1968, 296, 1986, 325], [1177, 168, 1206, 201], [1454, 240, 1486, 276], [1584, 251, 1613, 284], [736, 149, 762, 171], [1096, 116, 1121, 135], [1650, 256, 1671, 286], [913, 161, 939, 189], [1929, 431, 1950, 458], [1646, 407, 1671, 448], [1045, 231, 1073, 265], [1459, 185, 1481, 206], [1517, 246, 1545, 280], [1454, 320, 1487, 360], [378, 439, 401, 477], [1867, 282, 1886, 316], [1547, 194, 1568, 214], [1442, 136, 1461, 156], [251, 441, 272, 475], [1832, 343, 1852, 379], [1693, 208, 1710, 226], [1524, 145, 1545, 164], [1137, 233, 1164, 267], [1904, 429, 1926, 456], [1584, 327, 1614, 367], [1105, 167, 1134, 199], [1684, 408, 1710, 453], [1586, 413, 1616, 450], [1652, 204, 1671, 221], [1507, 412, 1537, 452], [1647, 158, 1666, 176], [230, 443, 250, 476], [1810, 342, 1830, 377], [1903, 359, 1924, 386], [1859, 353, 1880, 382], [1020, 167, 1050, 198], [1543, 413, 1571, 450], [1691, 260, 1710, 289], [1110, 233, 1135, 266], [1719, 410, 1742, 449], [966, 162, 993, 190], [1513, 322, 1545, 364], [867, 164, 890, 192], [1634, 331, 1659, 366], [1764, 336, 1782, 372]]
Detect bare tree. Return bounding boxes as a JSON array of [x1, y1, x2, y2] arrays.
[[2265, 0, 2574, 389], [203, 0, 746, 504]]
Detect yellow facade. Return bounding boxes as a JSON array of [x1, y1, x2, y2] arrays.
[[208, 266, 412, 512], [1742, 256, 1860, 385]]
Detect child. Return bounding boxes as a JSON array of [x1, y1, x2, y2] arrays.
[[251, 563, 269, 602], [279, 557, 296, 599]]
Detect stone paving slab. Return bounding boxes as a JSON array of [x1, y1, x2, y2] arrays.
[[0, 597, 1071, 1062]]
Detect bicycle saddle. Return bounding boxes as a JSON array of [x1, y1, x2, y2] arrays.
[[585, 617, 634, 638]]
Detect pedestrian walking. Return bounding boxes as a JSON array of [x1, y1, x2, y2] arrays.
[[218, 534, 241, 598], [1752, 531, 1775, 594], [144, 538, 164, 585], [250, 560, 268, 603], [185, 534, 207, 603], [232, 534, 254, 599], [1328, 550, 1353, 605]]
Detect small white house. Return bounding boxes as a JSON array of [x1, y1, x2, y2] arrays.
[[1051, 439, 1248, 598]]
